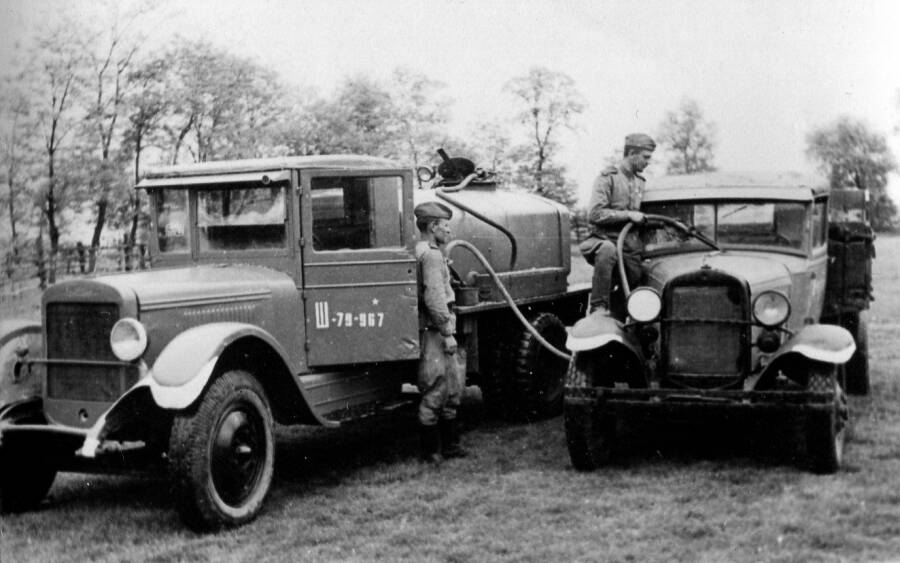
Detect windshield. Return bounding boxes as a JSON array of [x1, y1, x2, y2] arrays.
[[153, 184, 288, 254], [642, 201, 809, 253], [198, 185, 287, 251], [156, 189, 190, 254]]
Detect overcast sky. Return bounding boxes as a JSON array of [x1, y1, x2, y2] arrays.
[[2, 0, 899, 203]]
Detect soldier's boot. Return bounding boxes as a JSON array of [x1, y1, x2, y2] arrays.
[[419, 424, 443, 465], [439, 419, 468, 459]]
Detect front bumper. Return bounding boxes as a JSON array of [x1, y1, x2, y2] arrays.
[[564, 386, 837, 417]]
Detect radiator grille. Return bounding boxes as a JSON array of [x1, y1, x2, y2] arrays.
[[46, 303, 118, 361], [664, 285, 745, 377], [46, 303, 136, 402]]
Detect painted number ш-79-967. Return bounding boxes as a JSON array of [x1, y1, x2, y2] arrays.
[[313, 301, 384, 329]]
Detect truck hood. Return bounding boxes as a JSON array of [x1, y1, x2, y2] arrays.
[[102, 264, 295, 312], [43, 264, 295, 314], [644, 251, 793, 294]]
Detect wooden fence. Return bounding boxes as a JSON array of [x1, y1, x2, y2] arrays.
[[1, 243, 150, 303]]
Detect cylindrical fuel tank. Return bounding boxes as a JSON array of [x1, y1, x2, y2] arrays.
[[413, 181, 571, 300]]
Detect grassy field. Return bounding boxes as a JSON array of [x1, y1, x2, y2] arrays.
[[2, 237, 900, 562]]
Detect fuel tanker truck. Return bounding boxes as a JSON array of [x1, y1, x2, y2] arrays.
[[0, 151, 588, 530]]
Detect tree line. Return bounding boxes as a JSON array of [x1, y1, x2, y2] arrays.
[[1, 5, 897, 285]]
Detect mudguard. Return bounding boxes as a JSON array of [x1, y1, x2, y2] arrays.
[[762, 323, 856, 380], [148, 322, 294, 410], [565, 312, 649, 382], [566, 313, 628, 352]]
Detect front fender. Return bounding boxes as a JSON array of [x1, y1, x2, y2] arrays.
[[761, 324, 856, 381], [566, 313, 626, 352], [149, 322, 294, 410]]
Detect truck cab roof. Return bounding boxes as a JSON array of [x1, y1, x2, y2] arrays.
[[137, 155, 402, 188], [644, 171, 829, 203]]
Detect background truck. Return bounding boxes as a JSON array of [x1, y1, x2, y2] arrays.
[[0, 153, 587, 530], [563, 172, 874, 475]]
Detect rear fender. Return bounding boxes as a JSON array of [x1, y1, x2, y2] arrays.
[[149, 322, 292, 410], [761, 324, 856, 380]]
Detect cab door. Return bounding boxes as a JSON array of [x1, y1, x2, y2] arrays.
[[299, 169, 419, 366]]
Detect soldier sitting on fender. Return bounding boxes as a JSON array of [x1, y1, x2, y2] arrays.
[[580, 133, 656, 319], [414, 201, 468, 464]]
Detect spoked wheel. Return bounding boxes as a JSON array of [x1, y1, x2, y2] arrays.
[[564, 355, 617, 470], [169, 370, 274, 531], [806, 367, 849, 474]]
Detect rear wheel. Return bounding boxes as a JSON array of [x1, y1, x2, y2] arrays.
[[564, 356, 617, 470], [510, 312, 568, 421], [168, 370, 275, 531], [805, 366, 848, 474]]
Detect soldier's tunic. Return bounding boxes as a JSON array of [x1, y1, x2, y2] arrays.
[[415, 240, 462, 426], [583, 162, 646, 313]]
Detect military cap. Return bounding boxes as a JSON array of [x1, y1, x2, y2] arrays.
[[414, 201, 453, 221], [624, 133, 656, 151]]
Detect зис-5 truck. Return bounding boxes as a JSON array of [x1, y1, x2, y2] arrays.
[[0, 154, 587, 530], [564, 172, 874, 474]]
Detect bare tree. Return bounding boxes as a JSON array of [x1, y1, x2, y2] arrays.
[[657, 98, 716, 174]]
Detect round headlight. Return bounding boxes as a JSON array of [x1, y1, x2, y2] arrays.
[[110, 318, 148, 361], [626, 287, 662, 323], [752, 291, 791, 327], [416, 166, 435, 183]]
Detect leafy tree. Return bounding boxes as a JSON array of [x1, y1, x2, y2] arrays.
[[161, 39, 286, 164], [806, 116, 897, 230], [389, 67, 452, 170], [0, 73, 39, 259], [657, 98, 716, 174], [467, 120, 514, 186], [80, 4, 145, 260], [29, 25, 87, 281], [503, 67, 584, 206]]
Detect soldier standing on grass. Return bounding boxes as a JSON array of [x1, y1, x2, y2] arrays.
[[414, 201, 468, 464], [580, 133, 656, 319]]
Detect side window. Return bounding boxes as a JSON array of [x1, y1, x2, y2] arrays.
[[310, 175, 403, 251], [155, 189, 190, 254], [812, 201, 827, 247]]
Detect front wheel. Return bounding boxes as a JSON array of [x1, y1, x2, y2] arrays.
[[0, 441, 57, 513], [564, 356, 617, 470], [805, 368, 849, 474], [168, 370, 275, 531]]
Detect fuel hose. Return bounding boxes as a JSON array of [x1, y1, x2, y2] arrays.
[[445, 239, 572, 361]]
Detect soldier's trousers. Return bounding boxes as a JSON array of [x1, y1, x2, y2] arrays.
[[417, 330, 463, 426], [589, 239, 642, 316]]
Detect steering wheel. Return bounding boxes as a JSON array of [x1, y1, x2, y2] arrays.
[[616, 214, 720, 297]]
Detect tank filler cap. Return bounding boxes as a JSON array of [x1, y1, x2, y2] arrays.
[[436, 148, 476, 183]]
